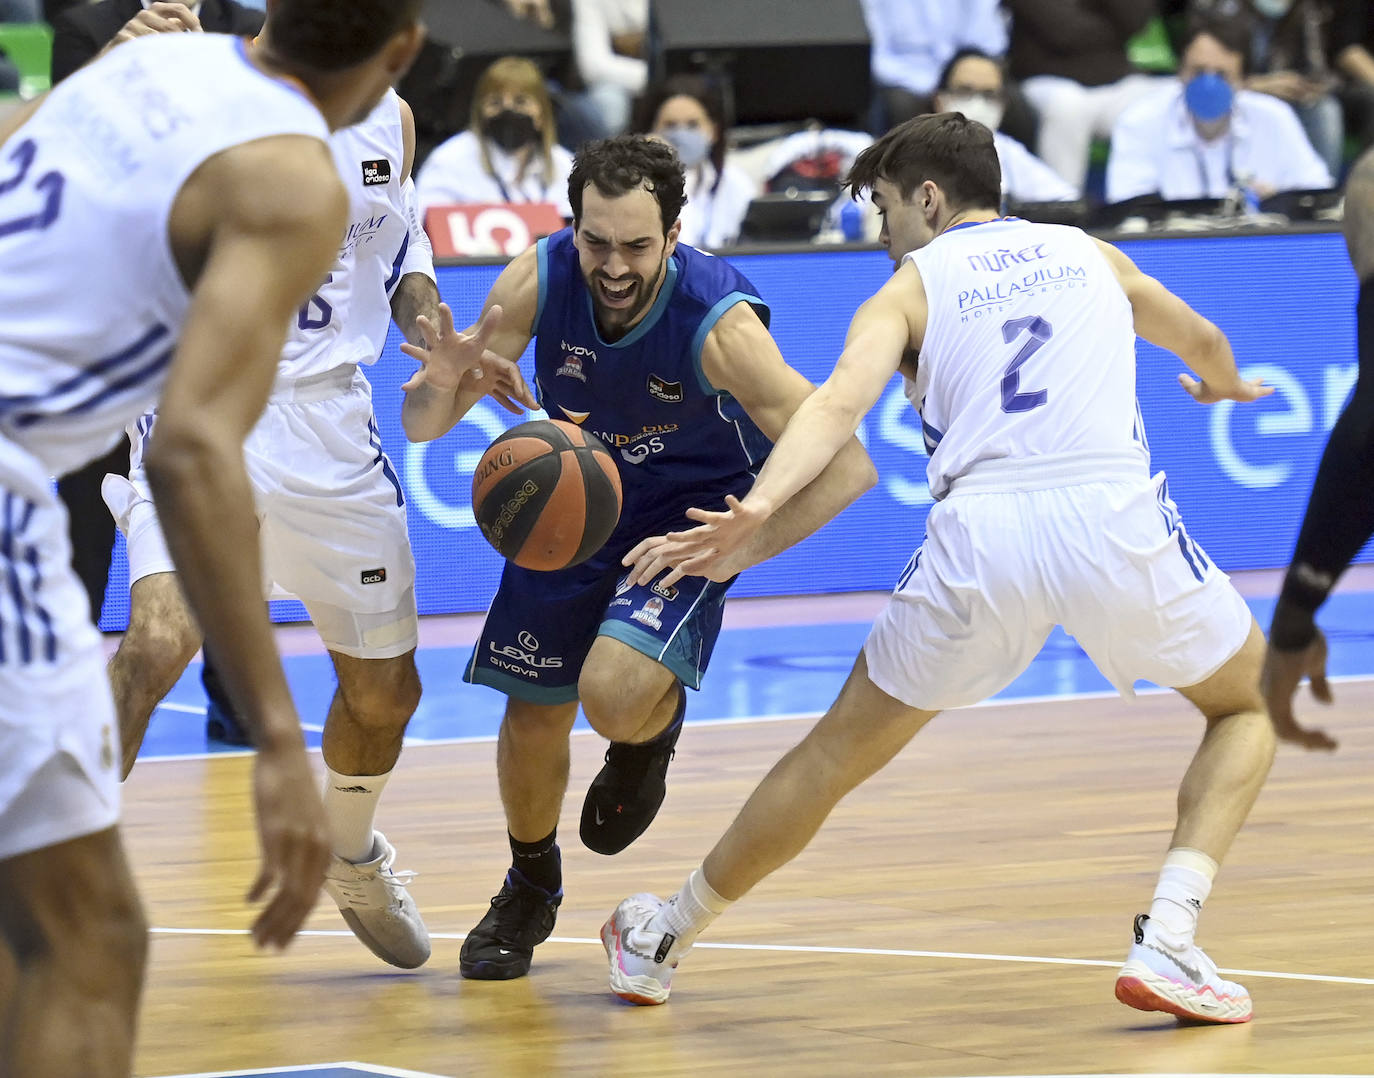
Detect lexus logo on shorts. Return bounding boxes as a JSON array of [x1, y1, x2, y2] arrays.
[[518, 630, 540, 652]]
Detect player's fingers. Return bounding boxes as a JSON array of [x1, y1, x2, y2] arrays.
[[398, 342, 428, 365], [492, 392, 524, 415], [437, 303, 459, 339], [246, 858, 275, 904], [684, 506, 726, 525], [413, 314, 437, 348], [659, 565, 687, 589], [150, 2, 201, 30]]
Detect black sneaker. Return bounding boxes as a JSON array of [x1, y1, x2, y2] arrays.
[[459, 868, 563, 980], [580, 685, 685, 855]]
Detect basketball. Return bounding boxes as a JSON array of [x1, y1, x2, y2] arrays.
[[471, 419, 623, 571]]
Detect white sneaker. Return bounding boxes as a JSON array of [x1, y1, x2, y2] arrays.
[[1115, 913, 1252, 1023], [323, 831, 430, 969], [601, 893, 686, 1005]]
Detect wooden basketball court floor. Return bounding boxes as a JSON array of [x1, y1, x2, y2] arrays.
[[117, 571, 1374, 1078]]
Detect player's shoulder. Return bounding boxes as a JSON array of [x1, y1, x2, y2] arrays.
[[213, 135, 345, 230]]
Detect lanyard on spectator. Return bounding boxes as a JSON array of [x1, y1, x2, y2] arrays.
[[1193, 136, 1236, 195]]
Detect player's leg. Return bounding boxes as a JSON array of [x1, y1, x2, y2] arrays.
[[316, 643, 427, 969], [458, 695, 580, 980], [1264, 150, 1374, 744], [106, 573, 201, 778], [0, 827, 147, 1078], [461, 558, 609, 979], [103, 448, 203, 778], [603, 652, 940, 1004], [577, 571, 735, 855], [1060, 476, 1270, 1023], [1114, 620, 1272, 1025], [603, 500, 1055, 1004]]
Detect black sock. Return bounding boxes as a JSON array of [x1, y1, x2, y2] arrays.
[[510, 830, 561, 894]]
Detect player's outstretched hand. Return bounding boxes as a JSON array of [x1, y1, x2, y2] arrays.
[[401, 303, 537, 413], [1261, 631, 1339, 751], [1178, 372, 1274, 404], [623, 494, 768, 588], [246, 737, 330, 950]]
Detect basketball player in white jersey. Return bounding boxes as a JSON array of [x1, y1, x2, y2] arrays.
[[604, 113, 1278, 1025], [0, 3, 425, 1073], [102, 87, 475, 971]]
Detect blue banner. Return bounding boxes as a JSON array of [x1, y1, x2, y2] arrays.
[[98, 230, 1369, 630]]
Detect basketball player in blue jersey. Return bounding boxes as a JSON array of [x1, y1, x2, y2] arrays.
[[400, 135, 877, 980], [604, 114, 1278, 1025], [0, 3, 424, 1072]]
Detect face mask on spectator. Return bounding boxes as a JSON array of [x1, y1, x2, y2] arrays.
[[1251, 0, 1292, 18], [661, 125, 711, 168], [483, 109, 539, 152], [943, 95, 1004, 134], [1184, 71, 1234, 123]]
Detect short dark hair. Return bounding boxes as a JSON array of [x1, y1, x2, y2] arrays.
[[568, 135, 687, 236], [846, 112, 1001, 212], [936, 47, 1005, 94], [1180, 15, 1253, 74], [268, 0, 424, 72]]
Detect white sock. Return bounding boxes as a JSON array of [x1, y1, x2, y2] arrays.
[[1147, 847, 1218, 943], [648, 866, 733, 951], [323, 766, 392, 863]]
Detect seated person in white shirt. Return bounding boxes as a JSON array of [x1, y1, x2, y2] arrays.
[[640, 75, 759, 250], [1106, 18, 1333, 206], [933, 48, 1077, 204], [416, 55, 575, 220]]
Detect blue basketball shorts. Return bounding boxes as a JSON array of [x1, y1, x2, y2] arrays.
[[464, 544, 737, 705]]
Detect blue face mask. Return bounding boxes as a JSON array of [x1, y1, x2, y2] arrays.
[[1184, 71, 1234, 123], [661, 125, 711, 168]]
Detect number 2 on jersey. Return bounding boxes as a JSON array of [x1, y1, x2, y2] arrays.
[[0, 139, 65, 240], [1000, 315, 1052, 413]]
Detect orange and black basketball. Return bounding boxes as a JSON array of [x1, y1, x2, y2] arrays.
[[471, 419, 623, 571]]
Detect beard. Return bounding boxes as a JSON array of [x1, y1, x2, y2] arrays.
[[586, 259, 667, 340]]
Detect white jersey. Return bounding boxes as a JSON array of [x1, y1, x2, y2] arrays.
[[281, 90, 426, 382], [906, 218, 1149, 499], [0, 33, 328, 478]]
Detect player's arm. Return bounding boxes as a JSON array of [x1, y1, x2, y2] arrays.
[[400, 244, 539, 442], [700, 300, 877, 560], [626, 266, 916, 586], [147, 136, 342, 950], [1092, 237, 1272, 404]]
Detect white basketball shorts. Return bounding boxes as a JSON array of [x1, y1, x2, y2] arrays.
[[106, 366, 417, 659], [1, 439, 119, 861], [864, 467, 1253, 712]]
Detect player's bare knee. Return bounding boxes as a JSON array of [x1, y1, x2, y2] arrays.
[[335, 653, 420, 731], [577, 672, 658, 742]]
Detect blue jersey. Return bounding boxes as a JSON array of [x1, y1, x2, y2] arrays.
[[532, 228, 772, 545]]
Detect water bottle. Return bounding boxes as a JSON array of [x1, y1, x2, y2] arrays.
[[840, 200, 864, 242]]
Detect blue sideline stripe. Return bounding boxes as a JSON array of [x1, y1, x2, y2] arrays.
[[0, 323, 169, 419]]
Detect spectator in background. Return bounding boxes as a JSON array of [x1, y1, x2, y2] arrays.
[[417, 55, 575, 221], [502, 0, 557, 30], [1106, 19, 1332, 204], [1006, 0, 1163, 195], [933, 48, 1077, 204], [570, 0, 648, 138], [640, 75, 757, 249], [859, 0, 1009, 128], [1183, 0, 1372, 177]]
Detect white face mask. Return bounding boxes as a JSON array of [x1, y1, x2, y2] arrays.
[[942, 94, 1004, 134]]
